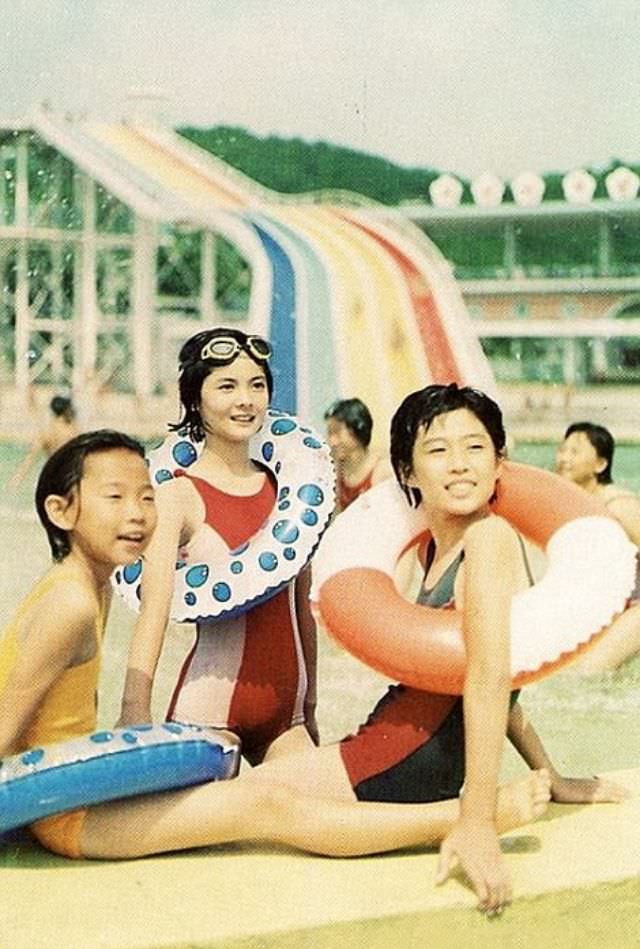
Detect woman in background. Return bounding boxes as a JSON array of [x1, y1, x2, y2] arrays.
[[324, 398, 391, 512], [556, 421, 640, 671]]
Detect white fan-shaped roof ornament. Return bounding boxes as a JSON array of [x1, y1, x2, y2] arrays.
[[471, 172, 504, 207], [562, 169, 596, 204], [511, 171, 545, 207], [605, 166, 640, 202], [429, 174, 463, 208]]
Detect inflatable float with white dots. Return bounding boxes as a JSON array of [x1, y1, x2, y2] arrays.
[[113, 411, 335, 622]]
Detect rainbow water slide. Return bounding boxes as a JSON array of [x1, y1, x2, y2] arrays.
[[63, 118, 494, 428]]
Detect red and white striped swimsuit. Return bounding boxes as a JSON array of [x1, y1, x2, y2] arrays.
[[167, 472, 308, 764]]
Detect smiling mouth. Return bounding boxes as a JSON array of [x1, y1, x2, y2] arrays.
[[118, 533, 146, 544]]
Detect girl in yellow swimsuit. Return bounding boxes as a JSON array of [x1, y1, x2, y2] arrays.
[[0, 430, 156, 856]]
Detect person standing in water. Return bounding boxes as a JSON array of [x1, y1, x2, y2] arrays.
[[9, 395, 79, 490], [324, 398, 391, 512], [556, 422, 640, 544], [556, 421, 640, 671]]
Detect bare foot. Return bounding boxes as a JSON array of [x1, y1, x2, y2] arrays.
[[551, 775, 630, 804], [496, 769, 551, 833]]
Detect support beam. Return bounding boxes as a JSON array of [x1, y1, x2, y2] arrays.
[[598, 217, 611, 276], [73, 173, 98, 403], [131, 215, 155, 398], [503, 220, 517, 276], [14, 135, 29, 396], [200, 230, 216, 325]]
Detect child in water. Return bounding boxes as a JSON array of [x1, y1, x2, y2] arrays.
[[324, 397, 391, 511], [0, 427, 550, 872], [8, 395, 79, 490], [556, 421, 640, 545], [118, 328, 319, 757], [556, 421, 640, 671]]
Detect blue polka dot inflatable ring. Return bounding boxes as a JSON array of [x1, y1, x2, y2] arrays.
[[0, 723, 240, 833], [113, 411, 335, 622]]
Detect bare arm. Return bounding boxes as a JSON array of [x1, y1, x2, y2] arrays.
[[0, 583, 96, 755], [605, 495, 640, 547], [437, 517, 521, 913], [294, 565, 319, 744], [118, 484, 187, 724], [508, 701, 628, 803], [7, 438, 43, 490], [507, 702, 550, 769]]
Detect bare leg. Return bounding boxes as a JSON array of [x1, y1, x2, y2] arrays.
[[261, 723, 316, 762], [79, 740, 550, 860]]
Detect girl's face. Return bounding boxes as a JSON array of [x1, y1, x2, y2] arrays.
[[556, 432, 604, 486], [326, 418, 363, 463], [199, 353, 269, 443], [406, 407, 501, 518], [70, 448, 156, 568]]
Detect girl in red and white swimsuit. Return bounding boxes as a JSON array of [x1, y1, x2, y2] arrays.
[[119, 328, 318, 763]]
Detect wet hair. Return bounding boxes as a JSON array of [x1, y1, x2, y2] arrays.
[[563, 421, 614, 484], [49, 395, 75, 421], [390, 383, 506, 507], [35, 429, 146, 562], [171, 327, 274, 442], [324, 398, 373, 449]]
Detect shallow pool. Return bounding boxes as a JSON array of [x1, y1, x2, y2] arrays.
[[513, 440, 640, 492]]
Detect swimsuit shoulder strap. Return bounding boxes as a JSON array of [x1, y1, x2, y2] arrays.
[[515, 532, 535, 586], [418, 543, 464, 608]]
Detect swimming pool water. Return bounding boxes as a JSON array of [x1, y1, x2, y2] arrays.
[[513, 441, 640, 492], [3, 438, 639, 508]]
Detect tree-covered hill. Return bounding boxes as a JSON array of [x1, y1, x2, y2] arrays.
[[178, 125, 640, 208], [178, 125, 440, 205]]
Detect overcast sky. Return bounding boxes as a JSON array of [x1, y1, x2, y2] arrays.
[[3, 0, 639, 178]]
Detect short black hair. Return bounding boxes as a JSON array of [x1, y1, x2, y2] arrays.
[[49, 395, 75, 420], [390, 383, 506, 507], [324, 398, 373, 449], [564, 421, 614, 484], [35, 429, 146, 562], [171, 327, 274, 442]]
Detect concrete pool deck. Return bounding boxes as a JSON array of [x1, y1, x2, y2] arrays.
[[2, 767, 639, 949]]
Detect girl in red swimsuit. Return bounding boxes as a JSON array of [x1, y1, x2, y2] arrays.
[[119, 328, 318, 763]]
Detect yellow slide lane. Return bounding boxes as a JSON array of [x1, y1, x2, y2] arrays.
[[88, 122, 243, 210], [275, 204, 388, 424], [276, 204, 424, 438]]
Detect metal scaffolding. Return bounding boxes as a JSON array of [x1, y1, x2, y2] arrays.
[[0, 125, 251, 408]]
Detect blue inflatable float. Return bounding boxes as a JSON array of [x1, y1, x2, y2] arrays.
[[0, 722, 240, 834]]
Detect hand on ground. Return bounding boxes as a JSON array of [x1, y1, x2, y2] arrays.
[[435, 817, 512, 916]]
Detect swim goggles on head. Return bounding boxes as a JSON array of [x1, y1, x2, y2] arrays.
[[200, 335, 272, 363]]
